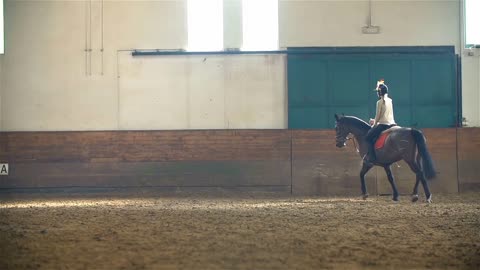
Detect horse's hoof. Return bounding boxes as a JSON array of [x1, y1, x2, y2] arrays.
[[392, 197, 399, 203], [362, 194, 369, 200], [411, 194, 419, 203]]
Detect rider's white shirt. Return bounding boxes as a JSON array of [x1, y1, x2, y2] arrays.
[[374, 94, 396, 125]]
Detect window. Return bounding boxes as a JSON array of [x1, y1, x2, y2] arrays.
[[242, 0, 278, 51], [186, 0, 279, 52], [465, 0, 480, 47], [187, 0, 223, 51]]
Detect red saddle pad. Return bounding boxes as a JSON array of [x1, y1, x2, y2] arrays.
[[374, 132, 390, 149]]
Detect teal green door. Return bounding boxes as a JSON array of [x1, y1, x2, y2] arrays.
[[411, 55, 457, 128], [288, 49, 458, 129], [288, 55, 329, 129], [329, 55, 371, 122]]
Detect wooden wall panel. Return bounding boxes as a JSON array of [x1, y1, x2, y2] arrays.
[[457, 128, 480, 192], [0, 128, 476, 195], [291, 130, 376, 196], [0, 161, 291, 188], [0, 131, 291, 190], [376, 129, 458, 196], [0, 130, 291, 162]]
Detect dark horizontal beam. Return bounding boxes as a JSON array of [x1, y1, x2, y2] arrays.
[[132, 50, 288, 56], [132, 46, 455, 57]]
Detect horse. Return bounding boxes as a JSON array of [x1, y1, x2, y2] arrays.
[[334, 114, 436, 203]]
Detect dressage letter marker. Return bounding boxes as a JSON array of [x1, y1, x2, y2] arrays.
[[0, 163, 8, 175]]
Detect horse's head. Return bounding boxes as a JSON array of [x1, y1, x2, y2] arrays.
[[334, 114, 349, 148]]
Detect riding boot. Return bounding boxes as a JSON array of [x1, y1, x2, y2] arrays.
[[367, 143, 376, 163]]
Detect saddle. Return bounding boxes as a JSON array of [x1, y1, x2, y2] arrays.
[[374, 126, 401, 149]]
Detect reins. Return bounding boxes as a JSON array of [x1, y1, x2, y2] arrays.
[[346, 135, 359, 153]]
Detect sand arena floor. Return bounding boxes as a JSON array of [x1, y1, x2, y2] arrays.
[[0, 192, 479, 270]]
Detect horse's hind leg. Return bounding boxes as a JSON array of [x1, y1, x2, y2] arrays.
[[360, 162, 373, 200], [418, 173, 432, 203], [384, 165, 399, 202], [420, 174, 432, 203], [411, 178, 420, 202], [406, 160, 432, 203]]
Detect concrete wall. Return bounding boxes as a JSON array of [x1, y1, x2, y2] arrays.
[[117, 53, 286, 130], [280, 0, 460, 48], [461, 55, 480, 126], [0, 0, 477, 131], [0, 54, 3, 130]]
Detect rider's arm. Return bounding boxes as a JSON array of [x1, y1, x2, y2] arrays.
[[373, 99, 385, 126]]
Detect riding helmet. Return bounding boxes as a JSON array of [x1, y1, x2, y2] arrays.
[[375, 79, 388, 96], [378, 83, 388, 95]]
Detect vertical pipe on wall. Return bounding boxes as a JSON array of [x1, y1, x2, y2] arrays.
[[456, 0, 462, 188], [116, 50, 128, 129], [84, 0, 88, 76], [367, 0, 372, 26], [101, 0, 104, 76], [116, 50, 120, 129], [89, 0, 92, 76], [459, 0, 463, 126]]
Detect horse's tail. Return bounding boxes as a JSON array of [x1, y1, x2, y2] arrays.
[[411, 129, 437, 180]]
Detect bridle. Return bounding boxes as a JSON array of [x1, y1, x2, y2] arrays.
[[347, 135, 359, 153], [335, 123, 348, 147], [335, 123, 359, 152]]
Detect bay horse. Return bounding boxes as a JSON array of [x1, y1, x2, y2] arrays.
[[334, 114, 436, 203]]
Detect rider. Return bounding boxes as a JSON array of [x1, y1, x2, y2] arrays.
[[365, 79, 396, 163]]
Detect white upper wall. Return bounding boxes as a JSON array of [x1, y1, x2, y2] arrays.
[[1, 0, 477, 131], [279, 0, 460, 50], [105, 1, 186, 50], [1, 0, 187, 131]]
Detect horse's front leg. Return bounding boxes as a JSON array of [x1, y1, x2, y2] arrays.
[[384, 165, 399, 201], [360, 162, 373, 200]]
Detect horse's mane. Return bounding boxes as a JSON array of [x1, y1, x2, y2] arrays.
[[341, 116, 371, 131]]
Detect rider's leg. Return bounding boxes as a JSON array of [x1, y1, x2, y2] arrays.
[[365, 127, 379, 163], [365, 125, 390, 163], [367, 140, 376, 162]]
